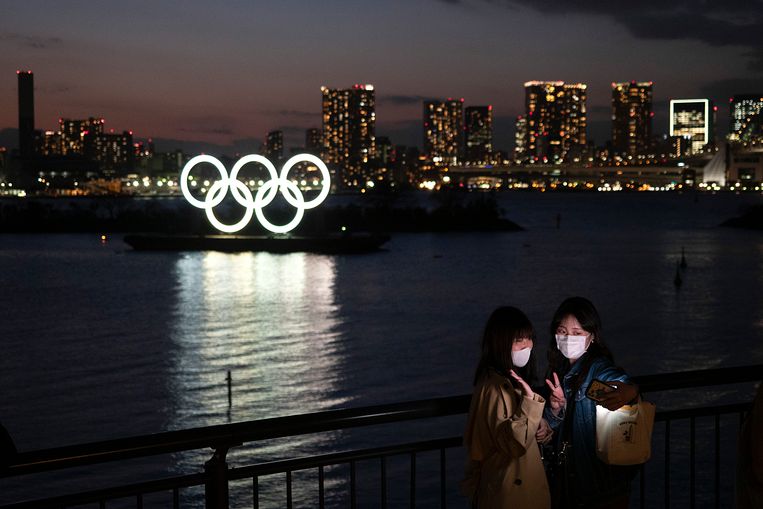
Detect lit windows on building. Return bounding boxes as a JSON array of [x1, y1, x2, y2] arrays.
[[523, 81, 587, 164], [514, 115, 527, 161], [423, 98, 464, 167], [265, 130, 284, 162], [612, 81, 653, 156], [59, 117, 105, 157], [729, 94, 763, 144], [321, 84, 376, 187], [464, 106, 493, 165], [305, 128, 321, 154], [95, 130, 133, 174], [669, 99, 713, 155]]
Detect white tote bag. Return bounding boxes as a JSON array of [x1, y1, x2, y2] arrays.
[[595, 399, 656, 465]]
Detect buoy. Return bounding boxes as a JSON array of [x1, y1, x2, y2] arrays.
[[674, 261, 682, 288], [226, 371, 232, 408]]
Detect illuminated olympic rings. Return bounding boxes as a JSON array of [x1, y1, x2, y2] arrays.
[[179, 153, 331, 234]]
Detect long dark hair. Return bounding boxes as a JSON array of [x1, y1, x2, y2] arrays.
[[546, 296, 614, 391], [473, 306, 537, 386]]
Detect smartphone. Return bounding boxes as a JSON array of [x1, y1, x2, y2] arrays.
[[586, 379, 616, 402]]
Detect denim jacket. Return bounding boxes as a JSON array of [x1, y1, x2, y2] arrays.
[[543, 354, 634, 505]]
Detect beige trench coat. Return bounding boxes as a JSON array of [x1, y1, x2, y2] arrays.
[[461, 371, 550, 509]]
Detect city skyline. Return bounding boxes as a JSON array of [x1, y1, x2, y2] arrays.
[[2, 1, 762, 153]]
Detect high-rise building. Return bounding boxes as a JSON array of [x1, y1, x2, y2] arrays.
[[59, 117, 105, 157], [305, 128, 321, 154], [95, 130, 133, 174], [523, 81, 587, 163], [612, 81, 653, 156], [265, 130, 283, 161], [729, 94, 763, 143], [376, 136, 393, 165], [17, 70, 35, 160], [321, 84, 376, 187], [464, 106, 493, 165], [669, 99, 714, 155], [423, 98, 464, 166], [514, 115, 527, 161]]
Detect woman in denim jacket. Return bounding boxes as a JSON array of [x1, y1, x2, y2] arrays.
[[542, 297, 639, 509]]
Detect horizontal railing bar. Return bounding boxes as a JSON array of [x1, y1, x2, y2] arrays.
[[654, 402, 749, 422], [3, 395, 470, 477], [228, 437, 462, 480], [0, 472, 207, 509], [3, 364, 760, 478], [634, 364, 762, 393]]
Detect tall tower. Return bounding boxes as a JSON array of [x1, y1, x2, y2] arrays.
[[17, 70, 35, 160], [423, 98, 464, 166], [321, 84, 376, 187], [611, 81, 653, 156], [669, 99, 714, 155], [523, 81, 587, 164], [464, 106, 493, 165]]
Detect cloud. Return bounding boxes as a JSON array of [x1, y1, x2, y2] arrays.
[[436, 1, 763, 51], [179, 125, 234, 136], [259, 109, 317, 119], [0, 32, 63, 49], [378, 94, 430, 105], [699, 78, 763, 101]]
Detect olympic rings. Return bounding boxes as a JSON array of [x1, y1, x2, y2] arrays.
[[179, 153, 331, 234]]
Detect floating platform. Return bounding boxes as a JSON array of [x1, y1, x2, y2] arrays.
[[123, 232, 390, 254]]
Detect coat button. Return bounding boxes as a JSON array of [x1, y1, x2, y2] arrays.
[[514, 478, 522, 485]]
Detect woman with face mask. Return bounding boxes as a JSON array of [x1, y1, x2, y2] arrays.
[[543, 297, 639, 509], [461, 306, 551, 509]]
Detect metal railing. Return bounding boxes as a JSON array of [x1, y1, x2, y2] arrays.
[[0, 364, 760, 509]]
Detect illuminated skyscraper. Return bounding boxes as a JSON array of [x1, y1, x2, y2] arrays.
[[523, 81, 587, 163], [669, 99, 714, 155], [514, 115, 527, 161], [321, 84, 376, 187], [265, 130, 283, 161], [464, 106, 493, 165], [17, 70, 35, 160], [423, 98, 463, 166], [95, 130, 133, 174], [729, 94, 763, 143], [612, 81, 653, 156], [59, 117, 105, 157]]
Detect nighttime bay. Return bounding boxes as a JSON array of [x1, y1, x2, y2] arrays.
[[1, 192, 762, 507]]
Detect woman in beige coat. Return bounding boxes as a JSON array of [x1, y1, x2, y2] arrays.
[[462, 306, 551, 509]]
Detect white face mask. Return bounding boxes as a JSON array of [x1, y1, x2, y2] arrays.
[[511, 347, 532, 368], [555, 334, 589, 360]]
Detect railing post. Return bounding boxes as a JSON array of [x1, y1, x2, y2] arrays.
[[205, 446, 230, 509]]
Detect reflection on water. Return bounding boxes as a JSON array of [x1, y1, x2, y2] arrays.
[[169, 251, 350, 507]]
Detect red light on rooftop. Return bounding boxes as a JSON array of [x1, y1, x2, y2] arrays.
[[129, 131, 133, 135], [713, 106, 718, 112], [488, 105, 493, 111], [460, 98, 464, 102]]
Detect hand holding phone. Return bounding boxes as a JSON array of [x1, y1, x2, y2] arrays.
[[586, 379, 616, 402]]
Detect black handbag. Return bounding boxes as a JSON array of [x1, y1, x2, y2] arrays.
[[550, 387, 578, 508]]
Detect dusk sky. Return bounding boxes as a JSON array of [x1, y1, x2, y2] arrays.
[[2, 0, 762, 155]]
